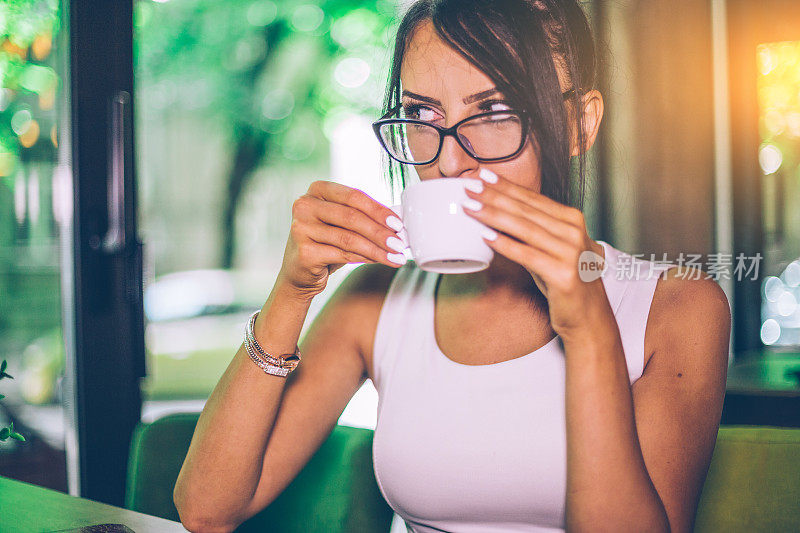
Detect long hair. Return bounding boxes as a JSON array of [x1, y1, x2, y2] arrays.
[[382, 0, 597, 210]]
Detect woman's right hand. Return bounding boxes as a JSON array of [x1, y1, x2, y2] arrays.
[[278, 180, 407, 299]]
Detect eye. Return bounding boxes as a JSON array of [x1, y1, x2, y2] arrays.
[[402, 103, 441, 122], [478, 99, 512, 112]]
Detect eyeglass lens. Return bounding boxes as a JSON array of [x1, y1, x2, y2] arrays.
[[378, 112, 523, 164]]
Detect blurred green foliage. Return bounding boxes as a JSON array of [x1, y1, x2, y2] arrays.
[[0, 0, 60, 176], [135, 0, 398, 267], [0, 0, 64, 414]]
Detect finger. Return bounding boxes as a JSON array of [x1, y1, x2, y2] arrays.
[[478, 170, 582, 227], [308, 223, 407, 267], [484, 231, 563, 279], [304, 241, 380, 267], [466, 185, 576, 241], [307, 180, 399, 230], [304, 196, 404, 254], [463, 201, 573, 260]]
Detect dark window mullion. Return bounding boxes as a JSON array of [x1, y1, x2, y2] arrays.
[[69, 0, 143, 506]]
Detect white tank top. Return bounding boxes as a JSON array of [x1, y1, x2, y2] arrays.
[[371, 240, 675, 533]]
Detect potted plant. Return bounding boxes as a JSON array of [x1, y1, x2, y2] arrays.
[[0, 360, 25, 443]]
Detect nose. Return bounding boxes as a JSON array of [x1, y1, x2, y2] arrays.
[[437, 133, 478, 178]]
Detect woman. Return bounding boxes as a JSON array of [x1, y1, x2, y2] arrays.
[[174, 0, 731, 531]]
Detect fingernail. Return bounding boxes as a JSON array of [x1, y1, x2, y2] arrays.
[[481, 227, 498, 241], [464, 180, 484, 193], [386, 236, 406, 253], [387, 252, 407, 265], [479, 168, 498, 183], [462, 198, 483, 212], [386, 215, 404, 232], [397, 228, 409, 248]]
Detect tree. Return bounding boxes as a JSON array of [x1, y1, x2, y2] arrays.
[[136, 0, 398, 268]]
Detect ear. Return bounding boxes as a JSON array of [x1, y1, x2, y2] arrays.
[[570, 89, 604, 157]]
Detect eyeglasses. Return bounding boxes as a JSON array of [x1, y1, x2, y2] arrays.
[[372, 89, 577, 165]]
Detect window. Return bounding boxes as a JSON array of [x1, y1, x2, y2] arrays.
[[756, 40, 800, 349]]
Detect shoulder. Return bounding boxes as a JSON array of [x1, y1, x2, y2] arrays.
[[645, 265, 731, 373], [324, 263, 400, 369], [650, 266, 731, 340], [333, 262, 399, 302]]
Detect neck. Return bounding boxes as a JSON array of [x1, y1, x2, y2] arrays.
[[438, 254, 545, 306], [437, 239, 604, 306]]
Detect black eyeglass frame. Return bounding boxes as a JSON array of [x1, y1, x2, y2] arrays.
[[372, 88, 578, 166]]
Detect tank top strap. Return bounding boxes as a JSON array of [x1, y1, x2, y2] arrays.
[[372, 262, 437, 395], [598, 240, 676, 381]]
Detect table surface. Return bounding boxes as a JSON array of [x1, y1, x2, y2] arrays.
[[0, 476, 186, 533]]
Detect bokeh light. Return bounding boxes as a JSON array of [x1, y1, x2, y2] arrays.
[[758, 46, 776, 75], [20, 64, 57, 94], [777, 291, 798, 317], [784, 261, 800, 287], [281, 123, 317, 161], [31, 32, 52, 60], [331, 9, 378, 49], [757, 40, 800, 348], [787, 112, 800, 138], [758, 143, 782, 174], [764, 275, 784, 302], [764, 109, 785, 135], [261, 88, 294, 120], [291, 5, 324, 32], [246, 1, 277, 27], [334, 57, 370, 88], [0, 151, 16, 177], [0, 88, 12, 111], [11, 108, 33, 135], [231, 34, 267, 71], [760, 318, 781, 345], [19, 119, 40, 148]]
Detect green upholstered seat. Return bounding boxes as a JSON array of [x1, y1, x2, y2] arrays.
[[695, 425, 800, 532], [125, 413, 394, 532]]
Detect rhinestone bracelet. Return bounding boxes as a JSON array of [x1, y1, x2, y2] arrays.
[[244, 311, 301, 378]]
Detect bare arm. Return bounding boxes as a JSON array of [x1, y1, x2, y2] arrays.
[[173, 274, 325, 532], [173, 181, 405, 532], [630, 270, 730, 532], [564, 269, 730, 532]]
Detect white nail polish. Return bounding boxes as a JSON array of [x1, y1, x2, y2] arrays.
[[386, 215, 404, 232], [479, 168, 498, 183], [462, 198, 483, 212], [387, 252, 407, 265], [481, 227, 498, 241], [386, 236, 406, 253], [397, 228, 410, 248], [464, 180, 483, 193]]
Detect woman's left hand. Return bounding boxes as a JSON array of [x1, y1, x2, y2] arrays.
[[462, 169, 610, 339]]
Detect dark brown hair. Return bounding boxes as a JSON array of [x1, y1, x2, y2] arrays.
[[382, 0, 597, 210]]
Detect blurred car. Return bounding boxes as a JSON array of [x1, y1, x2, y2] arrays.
[[141, 269, 272, 399], [16, 265, 358, 404]]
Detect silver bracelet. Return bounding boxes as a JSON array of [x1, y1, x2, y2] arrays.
[[244, 311, 301, 378]]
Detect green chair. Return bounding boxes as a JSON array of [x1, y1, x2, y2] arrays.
[[695, 425, 800, 532], [125, 412, 394, 532]]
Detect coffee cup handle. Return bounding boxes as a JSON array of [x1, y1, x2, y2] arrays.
[[389, 204, 410, 251]]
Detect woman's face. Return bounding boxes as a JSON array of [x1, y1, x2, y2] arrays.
[[400, 20, 542, 190]]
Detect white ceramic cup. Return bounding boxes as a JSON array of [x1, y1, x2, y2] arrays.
[[390, 177, 494, 274]]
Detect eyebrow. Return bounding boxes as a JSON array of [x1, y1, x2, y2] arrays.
[[401, 88, 500, 106]]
